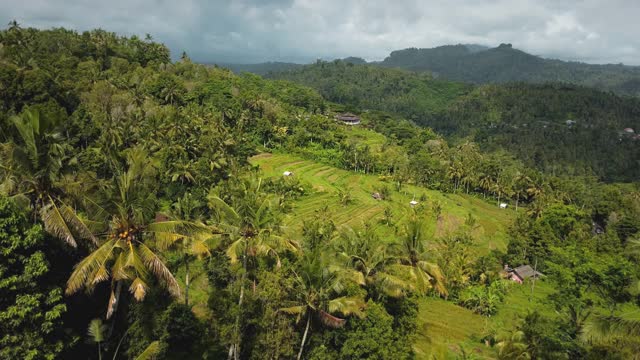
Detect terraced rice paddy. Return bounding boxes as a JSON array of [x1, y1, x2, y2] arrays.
[[251, 152, 513, 253]]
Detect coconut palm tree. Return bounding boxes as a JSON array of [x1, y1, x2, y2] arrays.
[[495, 330, 531, 360], [393, 217, 447, 297], [207, 178, 299, 360], [580, 238, 640, 351], [280, 250, 366, 360], [334, 225, 413, 298], [0, 107, 96, 247], [156, 192, 215, 306], [66, 147, 211, 318]]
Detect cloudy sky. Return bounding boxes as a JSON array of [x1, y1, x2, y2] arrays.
[[1, 0, 639, 65]]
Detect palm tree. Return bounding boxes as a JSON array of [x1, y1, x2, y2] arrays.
[[0, 108, 96, 247], [65, 148, 211, 318], [208, 178, 299, 360], [157, 192, 215, 306], [495, 330, 531, 360], [280, 250, 366, 360], [87, 318, 108, 360], [393, 217, 447, 297], [334, 225, 413, 298], [581, 238, 640, 351]]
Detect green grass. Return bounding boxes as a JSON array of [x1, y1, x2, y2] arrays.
[[251, 152, 513, 253], [414, 280, 555, 359]]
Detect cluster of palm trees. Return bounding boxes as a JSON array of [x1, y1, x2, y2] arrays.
[[1, 108, 452, 359], [446, 144, 544, 209], [1, 110, 214, 319]]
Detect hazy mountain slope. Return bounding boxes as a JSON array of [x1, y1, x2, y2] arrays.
[[379, 44, 640, 96], [212, 61, 304, 75]]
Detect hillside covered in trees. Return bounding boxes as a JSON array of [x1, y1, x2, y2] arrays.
[[1, 24, 640, 360], [221, 44, 640, 97], [378, 44, 640, 96], [270, 60, 640, 182]]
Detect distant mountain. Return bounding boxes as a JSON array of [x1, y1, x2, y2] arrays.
[[340, 56, 367, 64], [211, 61, 304, 75], [378, 44, 640, 96]]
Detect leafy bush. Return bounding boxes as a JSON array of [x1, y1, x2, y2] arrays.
[[458, 280, 510, 316]]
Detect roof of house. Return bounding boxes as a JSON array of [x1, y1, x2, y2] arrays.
[[335, 113, 360, 121], [512, 265, 543, 279]]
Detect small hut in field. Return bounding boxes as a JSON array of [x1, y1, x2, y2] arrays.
[[335, 113, 361, 125], [505, 264, 543, 284]]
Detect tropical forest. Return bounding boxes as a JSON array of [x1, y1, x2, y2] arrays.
[[1, 17, 640, 360]]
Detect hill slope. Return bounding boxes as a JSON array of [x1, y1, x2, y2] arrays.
[[379, 44, 640, 96], [268, 61, 640, 181]]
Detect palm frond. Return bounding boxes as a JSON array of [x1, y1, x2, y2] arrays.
[[328, 296, 366, 318], [66, 239, 118, 295], [279, 305, 305, 315], [129, 277, 149, 301], [226, 238, 245, 264], [190, 239, 211, 258], [318, 310, 346, 328], [583, 314, 640, 342], [10, 111, 39, 167], [137, 243, 180, 297], [112, 251, 131, 281], [41, 200, 77, 247], [330, 266, 366, 286], [87, 318, 107, 344], [418, 260, 448, 296], [134, 341, 162, 360], [376, 271, 415, 298], [148, 220, 213, 238], [207, 193, 240, 223], [59, 201, 99, 246]]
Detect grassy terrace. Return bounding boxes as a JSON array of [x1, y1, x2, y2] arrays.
[[250, 152, 548, 358], [251, 152, 513, 253]]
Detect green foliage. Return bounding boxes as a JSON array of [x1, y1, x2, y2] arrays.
[[158, 303, 202, 354], [1, 23, 640, 360], [0, 196, 67, 359], [458, 281, 510, 316], [270, 60, 469, 123], [271, 60, 640, 182], [322, 301, 413, 359], [380, 44, 640, 97]]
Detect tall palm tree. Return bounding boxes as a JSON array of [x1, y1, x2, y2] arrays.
[[66, 147, 211, 318], [334, 225, 413, 298], [208, 178, 299, 360], [0, 108, 96, 247], [393, 217, 447, 297], [156, 192, 215, 306], [280, 250, 366, 360]]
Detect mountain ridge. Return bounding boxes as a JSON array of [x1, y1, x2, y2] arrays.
[[214, 43, 640, 96]]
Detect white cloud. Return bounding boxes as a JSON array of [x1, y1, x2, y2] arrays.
[[0, 0, 639, 64]]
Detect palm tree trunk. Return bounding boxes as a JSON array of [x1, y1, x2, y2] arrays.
[[228, 252, 248, 360], [107, 281, 123, 337], [297, 314, 311, 360], [185, 255, 190, 306]]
